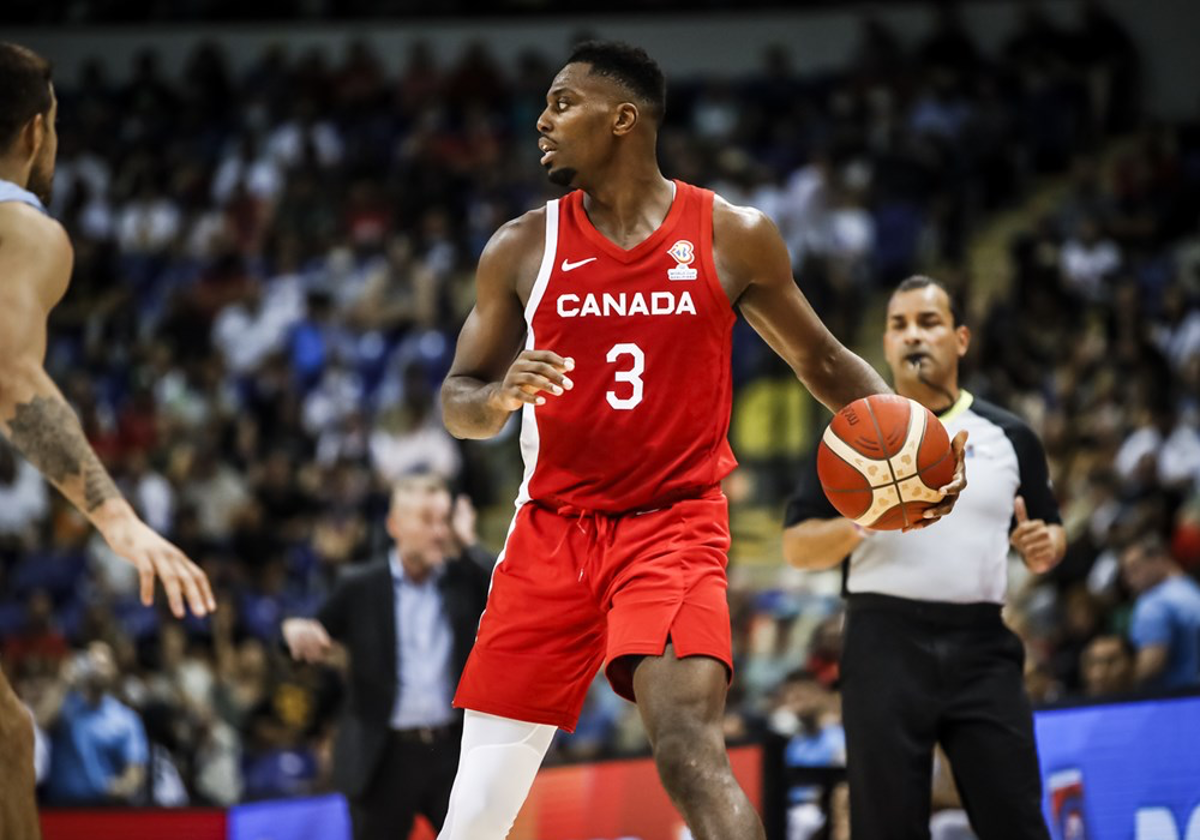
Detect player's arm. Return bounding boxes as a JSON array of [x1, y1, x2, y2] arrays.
[[715, 200, 890, 411], [0, 205, 214, 617], [442, 211, 574, 439], [720, 199, 967, 529]]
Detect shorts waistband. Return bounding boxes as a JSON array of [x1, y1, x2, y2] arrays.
[[534, 484, 724, 519], [847, 592, 1003, 626]]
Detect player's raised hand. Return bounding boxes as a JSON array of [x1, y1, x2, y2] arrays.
[[906, 430, 969, 531], [491, 350, 575, 411], [1011, 496, 1058, 573], [100, 512, 216, 618]]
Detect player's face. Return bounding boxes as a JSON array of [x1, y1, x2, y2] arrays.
[[883, 286, 969, 391], [537, 63, 623, 188], [27, 87, 58, 206], [388, 489, 454, 575]]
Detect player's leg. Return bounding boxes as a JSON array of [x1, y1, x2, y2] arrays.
[[442, 504, 604, 840], [937, 624, 1050, 840], [0, 669, 41, 840], [632, 646, 765, 840], [436, 711, 556, 840], [840, 599, 940, 840], [602, 493, 762, 839]]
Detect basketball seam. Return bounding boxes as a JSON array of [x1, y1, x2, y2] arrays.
[[863, 397, 908, 529], [916, 446, 953, 487], [820, 434, 877, 516]]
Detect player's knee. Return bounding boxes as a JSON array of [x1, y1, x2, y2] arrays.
[[651, 725, 725, 801], [443, 793, 520, 840]]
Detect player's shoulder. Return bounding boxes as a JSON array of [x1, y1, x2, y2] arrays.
[[712, 192, 777, 238], [487, 205, 547, 251], [479, 204, 548, 271], [0, 201, 70, 255]]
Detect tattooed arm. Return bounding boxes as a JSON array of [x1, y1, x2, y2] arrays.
[[0, 202, 214, 617]]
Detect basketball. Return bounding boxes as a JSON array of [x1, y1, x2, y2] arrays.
[[817, 395, 955, 531]]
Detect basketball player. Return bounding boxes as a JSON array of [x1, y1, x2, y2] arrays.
[[437, 43, 967, 840], [0, 43, 215, 838], [784, 275, 1064, 839]]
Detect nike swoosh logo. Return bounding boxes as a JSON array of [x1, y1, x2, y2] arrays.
[[561, 257, 597, 272]]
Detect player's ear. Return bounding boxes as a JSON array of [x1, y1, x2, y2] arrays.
[[20, 112, 45, 160], [613, 102, 639, 136], [956, 324, 971, 358]]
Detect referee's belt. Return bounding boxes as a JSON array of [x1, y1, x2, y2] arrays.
[[389, 723, 456, 745], [847, 592, 1003, 626]]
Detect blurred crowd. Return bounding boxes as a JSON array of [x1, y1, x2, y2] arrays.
[[1, 0, 1196, 821]]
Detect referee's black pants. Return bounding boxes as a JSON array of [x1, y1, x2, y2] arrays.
[[841, 594, 1050, 840]]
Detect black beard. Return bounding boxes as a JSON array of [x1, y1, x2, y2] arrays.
[[547, 166, 576, 188]]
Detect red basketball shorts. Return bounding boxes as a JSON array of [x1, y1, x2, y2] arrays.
[[453, 490, 733, 732]]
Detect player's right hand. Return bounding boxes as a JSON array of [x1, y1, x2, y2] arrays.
[[490, 350, 575, 411], [282, 618, 334, 663]]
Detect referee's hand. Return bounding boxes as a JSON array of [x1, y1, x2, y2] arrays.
[[1010, 496, 1060, 573], [905, 430, 969, 532]]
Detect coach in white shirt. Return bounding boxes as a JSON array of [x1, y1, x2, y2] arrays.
[[784, 276, 1066, 840]]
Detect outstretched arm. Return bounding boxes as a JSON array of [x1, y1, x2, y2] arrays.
[[716, 201, 890, 412], [716, 200, 967, 530], [0, 205, 214, 617], [442, 211, 574, 439]]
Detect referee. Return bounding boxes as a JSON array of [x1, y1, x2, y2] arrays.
[[783, 275, 1065, 840]]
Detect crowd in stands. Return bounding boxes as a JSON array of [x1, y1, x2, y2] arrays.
[[1, 2, 1197, 823]]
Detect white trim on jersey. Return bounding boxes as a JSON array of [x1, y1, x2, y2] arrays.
[[515, 199, 560, 507]]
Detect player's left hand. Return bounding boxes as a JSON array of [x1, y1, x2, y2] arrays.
[[1010, 496, 1059, 573], [100, 509, 216, 618], [904, 429, 968, 532]]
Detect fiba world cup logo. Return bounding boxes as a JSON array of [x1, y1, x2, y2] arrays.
[[1048, 769, 1090, 840]]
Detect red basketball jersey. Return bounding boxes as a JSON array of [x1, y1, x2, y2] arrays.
[[517, 180, 738, 513]]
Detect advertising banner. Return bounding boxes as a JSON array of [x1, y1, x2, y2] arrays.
[[1036, 694, 1200, 840]]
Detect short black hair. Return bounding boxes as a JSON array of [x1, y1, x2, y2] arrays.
[[566, 40, 666, 126], [893, 275, 965, 326], [0, 43, 53, 152]]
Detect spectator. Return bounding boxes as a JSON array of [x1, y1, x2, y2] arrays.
[[43, 642, 149, 805], [1079, 634, 1136, 698], [1119, 534, 1200, 689], [1059, 217, 1121, 304]]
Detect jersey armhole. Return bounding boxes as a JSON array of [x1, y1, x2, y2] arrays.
[[699, 188, 737, 324], [524, 199, 560, 324]]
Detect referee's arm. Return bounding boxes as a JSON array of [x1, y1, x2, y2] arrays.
[[1007, 422, 1067, 574], [782, 450, 864, 570]]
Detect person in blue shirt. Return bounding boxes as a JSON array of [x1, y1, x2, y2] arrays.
[[283, 473, 491, 840], [44, 642, 148, 805], [1120, 534, 1200, 690]]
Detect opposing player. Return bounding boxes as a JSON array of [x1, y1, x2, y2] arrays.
[[438, 42, 967, 840], [0, 43, 215, 838]]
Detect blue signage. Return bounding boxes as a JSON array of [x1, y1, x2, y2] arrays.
[[1036, 694, 1200, 839]]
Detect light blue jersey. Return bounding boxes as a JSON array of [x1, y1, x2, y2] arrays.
[[0, 178, 48, 214]]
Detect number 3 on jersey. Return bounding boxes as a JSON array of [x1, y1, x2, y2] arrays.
[[606, 343, 644, 410]]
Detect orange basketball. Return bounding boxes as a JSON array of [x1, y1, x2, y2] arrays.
[[817, 395, 955, 531]]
